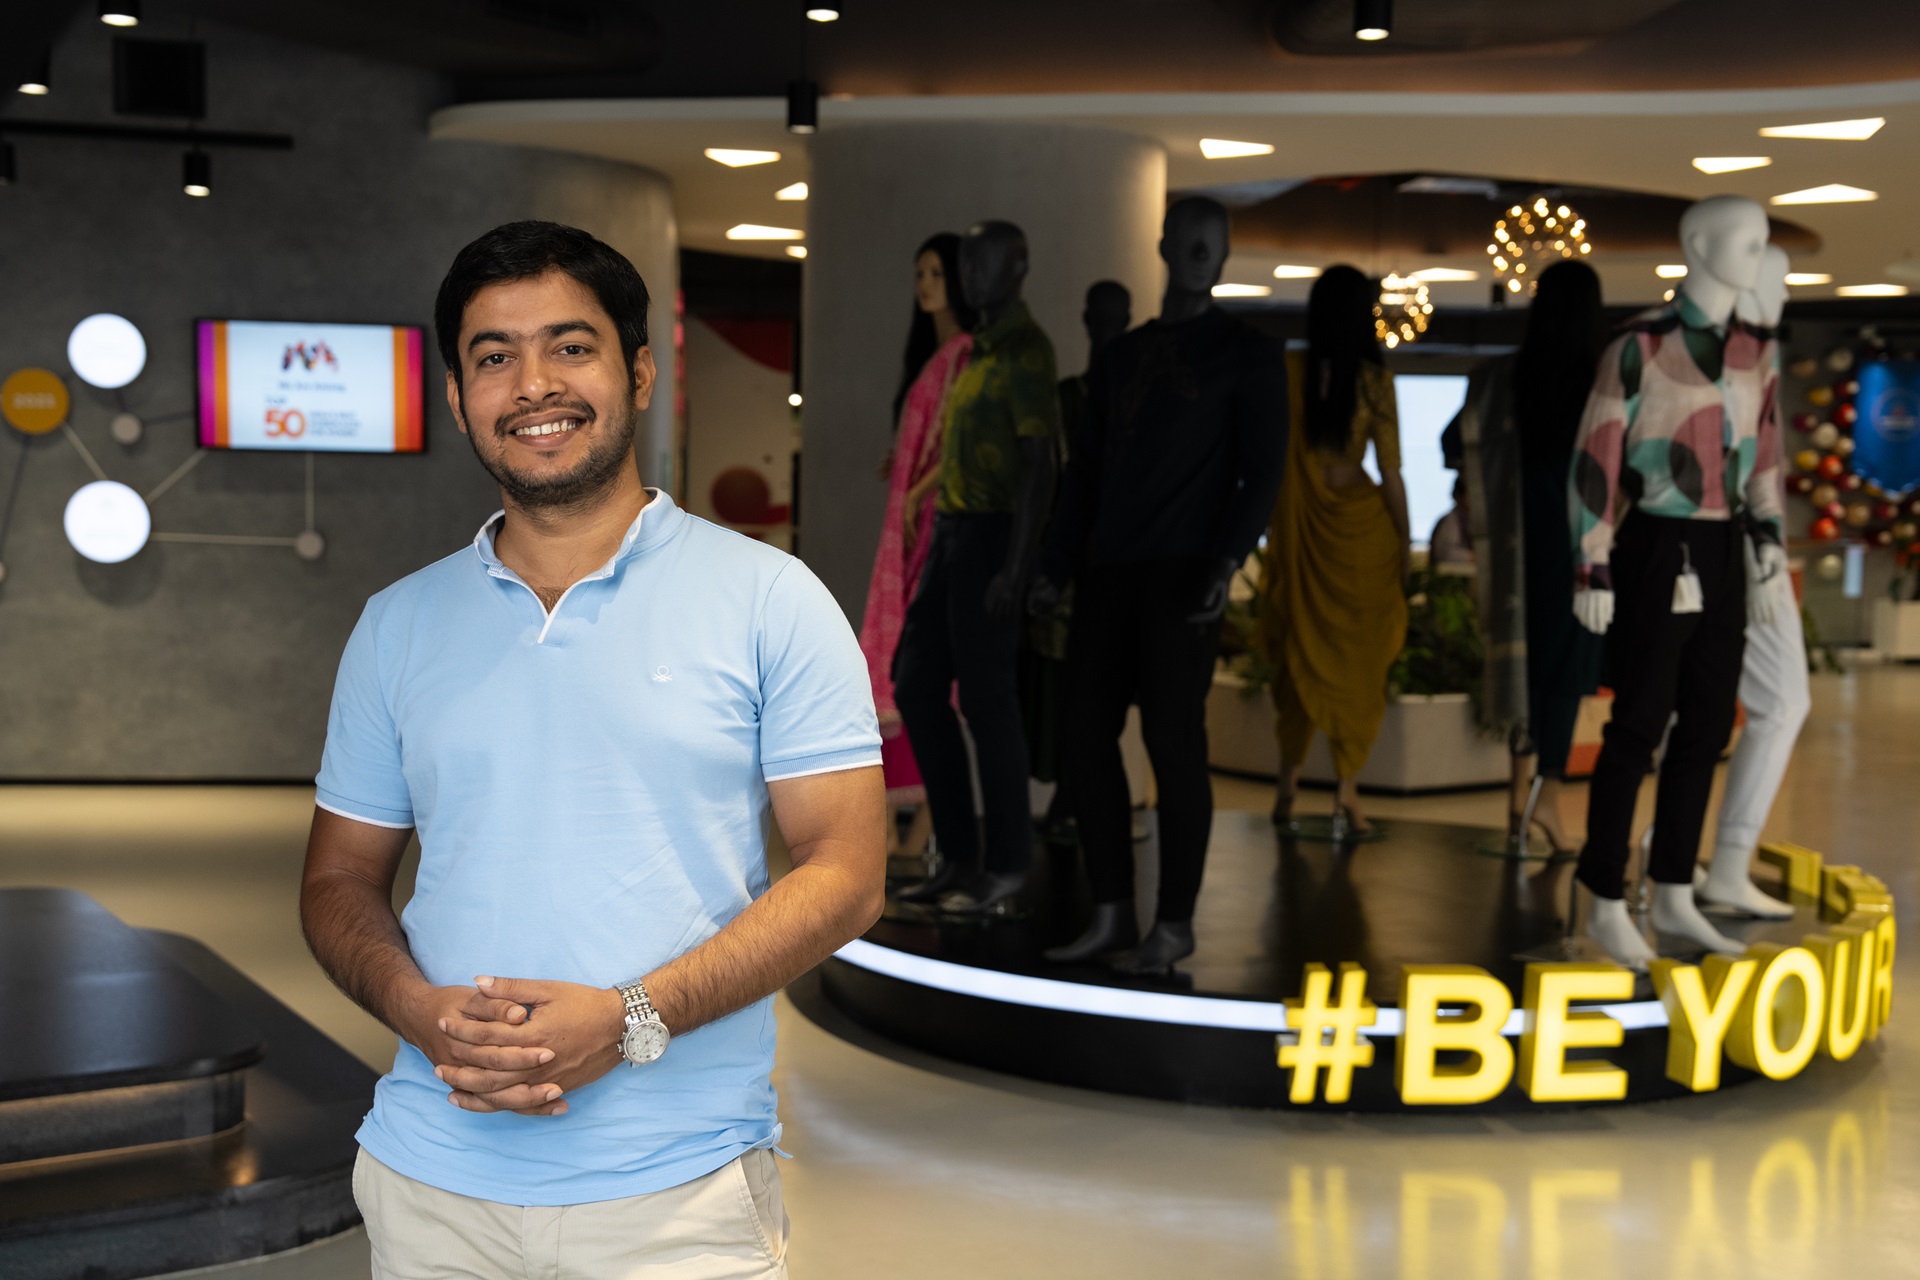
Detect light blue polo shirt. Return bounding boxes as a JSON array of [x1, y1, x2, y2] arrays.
[[314, 490, 880, 1206]]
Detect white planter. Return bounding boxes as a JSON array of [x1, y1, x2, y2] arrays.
[[1871, 599, 1920, 659], [1207, 670, 1509, 793]]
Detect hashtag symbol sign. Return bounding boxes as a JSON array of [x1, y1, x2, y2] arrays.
[[1277, 962, 1377, 1104]]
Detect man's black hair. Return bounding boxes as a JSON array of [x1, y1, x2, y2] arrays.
[[434, 221, 651, 391]]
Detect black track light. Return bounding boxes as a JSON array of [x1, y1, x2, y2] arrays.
[[99, 0, 140, 26], [19, 50, 51, 95], [0, 140, 15, 186], [183, 149, 210, 197], [1354, 0, 1390, 41], [786, 80, 818, 135]]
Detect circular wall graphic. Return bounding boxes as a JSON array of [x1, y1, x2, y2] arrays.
[[2, 368, 71, 434], [64, 481, 152, 564], [67, 313, 148, 389]]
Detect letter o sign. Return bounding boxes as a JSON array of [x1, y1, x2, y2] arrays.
[[1728, 945, 1827, 1080]]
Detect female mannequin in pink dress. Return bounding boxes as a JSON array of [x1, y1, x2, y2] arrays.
[[859, 232, 975, 857]]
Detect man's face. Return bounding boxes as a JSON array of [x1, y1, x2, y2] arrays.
[[446, 270, 655, 511]]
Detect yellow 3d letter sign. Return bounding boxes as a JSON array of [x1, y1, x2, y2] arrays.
[[1277, 962, 1376, 1104], [1396, 965, 1515, 1105], [1727, 944, 1826, 1079], [1652, 954, 1756, 1092], [1518, 964, 1633, 1102]]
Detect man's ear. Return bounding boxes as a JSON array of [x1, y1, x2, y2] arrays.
[[445, 369, 469, 436], [630, 347, 658, 413]]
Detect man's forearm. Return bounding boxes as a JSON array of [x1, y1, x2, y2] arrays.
[[301, 870, 431, 1036], [641, 849, 882, 1036]]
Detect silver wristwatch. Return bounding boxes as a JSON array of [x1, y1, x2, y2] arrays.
[[615, 978, 670, 1066]]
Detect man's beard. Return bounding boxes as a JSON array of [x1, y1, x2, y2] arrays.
[[466, 395, 639, 513]]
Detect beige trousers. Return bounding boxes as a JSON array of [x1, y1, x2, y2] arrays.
[[353, 1147, 789, 1280]]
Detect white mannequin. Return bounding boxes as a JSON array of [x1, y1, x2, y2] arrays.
[[1578, 196, 1774, 970]]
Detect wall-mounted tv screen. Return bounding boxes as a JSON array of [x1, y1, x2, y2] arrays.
[[197, 319, 426, 452]]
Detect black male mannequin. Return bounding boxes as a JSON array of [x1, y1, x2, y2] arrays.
[[894, 221, 1062, 914], [1034, 196, 1288, 973]]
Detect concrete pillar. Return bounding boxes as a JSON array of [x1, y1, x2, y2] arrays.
[[800, 122, 1167, 618]]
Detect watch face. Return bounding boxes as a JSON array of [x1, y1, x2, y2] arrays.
[[622, 1018, 670, 1065]]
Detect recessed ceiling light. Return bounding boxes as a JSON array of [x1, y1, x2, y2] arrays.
[[1211, 283, 1272, 298], [98, 0, 139, 26], [806, 6, 840, 20], [1835, 284, 1907, 297], [1656, 264, 1688, 278], [788, 392, 804, 407], [18, 50, 50, 94], [1759, 117, 1884, 141], [727, 224, 804, 241], [1405, 268, 1478, 283], [775, 182, 808, 201], [1353, 0, 1391, 40], [786, 245, 808, 259], [1272, 265, 1319, 279], [1663, 289, 1676, 302], [1784, 273, 1832, 286], [1199, 138, 1273, 160], [1691, 156, 1771, 174], [1770, 184, 1877, 205], [705, 148, 781, 168], [182, 150, 211, 197]]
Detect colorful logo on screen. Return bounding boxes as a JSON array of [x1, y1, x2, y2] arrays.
[[282, 341, 339, 372]]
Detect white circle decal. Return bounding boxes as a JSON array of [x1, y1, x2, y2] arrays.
[[64, 480, 152, 563], [67, 313, 148, 389]]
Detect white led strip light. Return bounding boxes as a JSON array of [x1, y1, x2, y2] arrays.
[[832, 939, 1671, 1036]]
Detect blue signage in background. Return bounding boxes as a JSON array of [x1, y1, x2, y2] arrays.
[[1853, 360, 1920, 494]]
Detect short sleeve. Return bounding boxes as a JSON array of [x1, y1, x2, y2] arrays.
[[1009, 338, 1062, 441], [758, 560, 883, 782], [1369, 366, 1402, 472], [314, 604, 415, 828]]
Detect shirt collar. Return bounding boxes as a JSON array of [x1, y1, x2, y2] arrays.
[[974, 301, 1033, 355], [1673, 292, 1725, 337], [472, 488, 683, 573]]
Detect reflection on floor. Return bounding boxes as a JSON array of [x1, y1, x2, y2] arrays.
[[1, 665, 1915, 1279]]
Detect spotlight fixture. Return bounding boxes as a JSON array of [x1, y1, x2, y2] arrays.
[[787, 80, 818, 135], [98, 0, 140, 26], [18, 50, 51, 94], [1354, 0, 1391, 40], [183, 149, 210, 197], [788, 392, 804, 407], [806, 5, 841, 20], [0, 140, 14, 185]]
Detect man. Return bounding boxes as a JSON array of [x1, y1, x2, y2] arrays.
[[300, 220, 884, 1279]]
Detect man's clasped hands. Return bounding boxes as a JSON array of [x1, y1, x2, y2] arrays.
[[401, 976, 631, 1117]]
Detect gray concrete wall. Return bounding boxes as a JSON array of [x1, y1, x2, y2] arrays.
[[800, 122, 1167, 620], [0, 12, 676, 778]]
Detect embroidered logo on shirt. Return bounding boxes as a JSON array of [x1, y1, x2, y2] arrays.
[[651, 666, 673, 683]]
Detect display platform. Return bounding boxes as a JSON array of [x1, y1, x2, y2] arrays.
[[0, 889, 377, 1280], [822, 813, 1893, 1112]]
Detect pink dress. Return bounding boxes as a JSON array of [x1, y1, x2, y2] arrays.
[[858, 331, 971, 803]]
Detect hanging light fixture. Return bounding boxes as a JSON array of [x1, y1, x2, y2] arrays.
[[805, 4, 841, 20], [98, 0, 140, 27], [1488, 195, 1590, 297], [19, 50, 51, 94], [786, 80, 819, 135], [1354, 0, 1391, 40], [1373, 274, 1431, 349], [182, 149, 210, 197]]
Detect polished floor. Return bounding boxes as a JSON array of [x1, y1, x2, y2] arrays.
[[2, 663, 1915, 1279]]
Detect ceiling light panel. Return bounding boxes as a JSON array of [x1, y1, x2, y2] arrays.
[[1770, 184, 1877, 205], [786, 246, 808, 259], [1199, 138, 1273, 160], [705, 148, 781, 167], [1656, 264, 1688, 278], [727, 224, 804, 241], [1835, 284, 1907, 297], [1784, 273, 1832, 286], [1758, 118, 1885, 141], [1405, 268, 1478, 283], [1272, 265, 1320, 279], [1212, 283, 1272, 298], [775, 182, 808, 201], [1691, 156, 1770, 174]]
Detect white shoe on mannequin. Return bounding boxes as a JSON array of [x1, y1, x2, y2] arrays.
[[1697, 849, 1795, 920], [1585, 896, 1657, 972], [1650, 883, 1746, 955]]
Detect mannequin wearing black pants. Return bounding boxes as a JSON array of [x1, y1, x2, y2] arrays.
[[1063, 559, 1223, 922], [893, 513, 1030, 884], [1577, 513, 1746, 901]]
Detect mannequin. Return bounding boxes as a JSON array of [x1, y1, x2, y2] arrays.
[[1696, 244, 1802, 919], [894, 221, 1060, 914], [1569, 195, 1788, 969], [1034, 197, 1288, 973]]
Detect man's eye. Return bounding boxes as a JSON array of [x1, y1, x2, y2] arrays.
[[560, 344, 588, 356], [479, 353, 508, 366]]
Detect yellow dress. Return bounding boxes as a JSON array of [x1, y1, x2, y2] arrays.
[[1261, 354, 1408, 777]]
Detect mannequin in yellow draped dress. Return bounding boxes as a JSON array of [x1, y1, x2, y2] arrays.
[[1260, 265, 1410, 835]]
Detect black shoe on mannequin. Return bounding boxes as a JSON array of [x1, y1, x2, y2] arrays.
[[1108, 920, 1195, 976], [894, 855, 980, 905], [939, 870, 1026, 916], [1042, 901, 1138, 963]]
